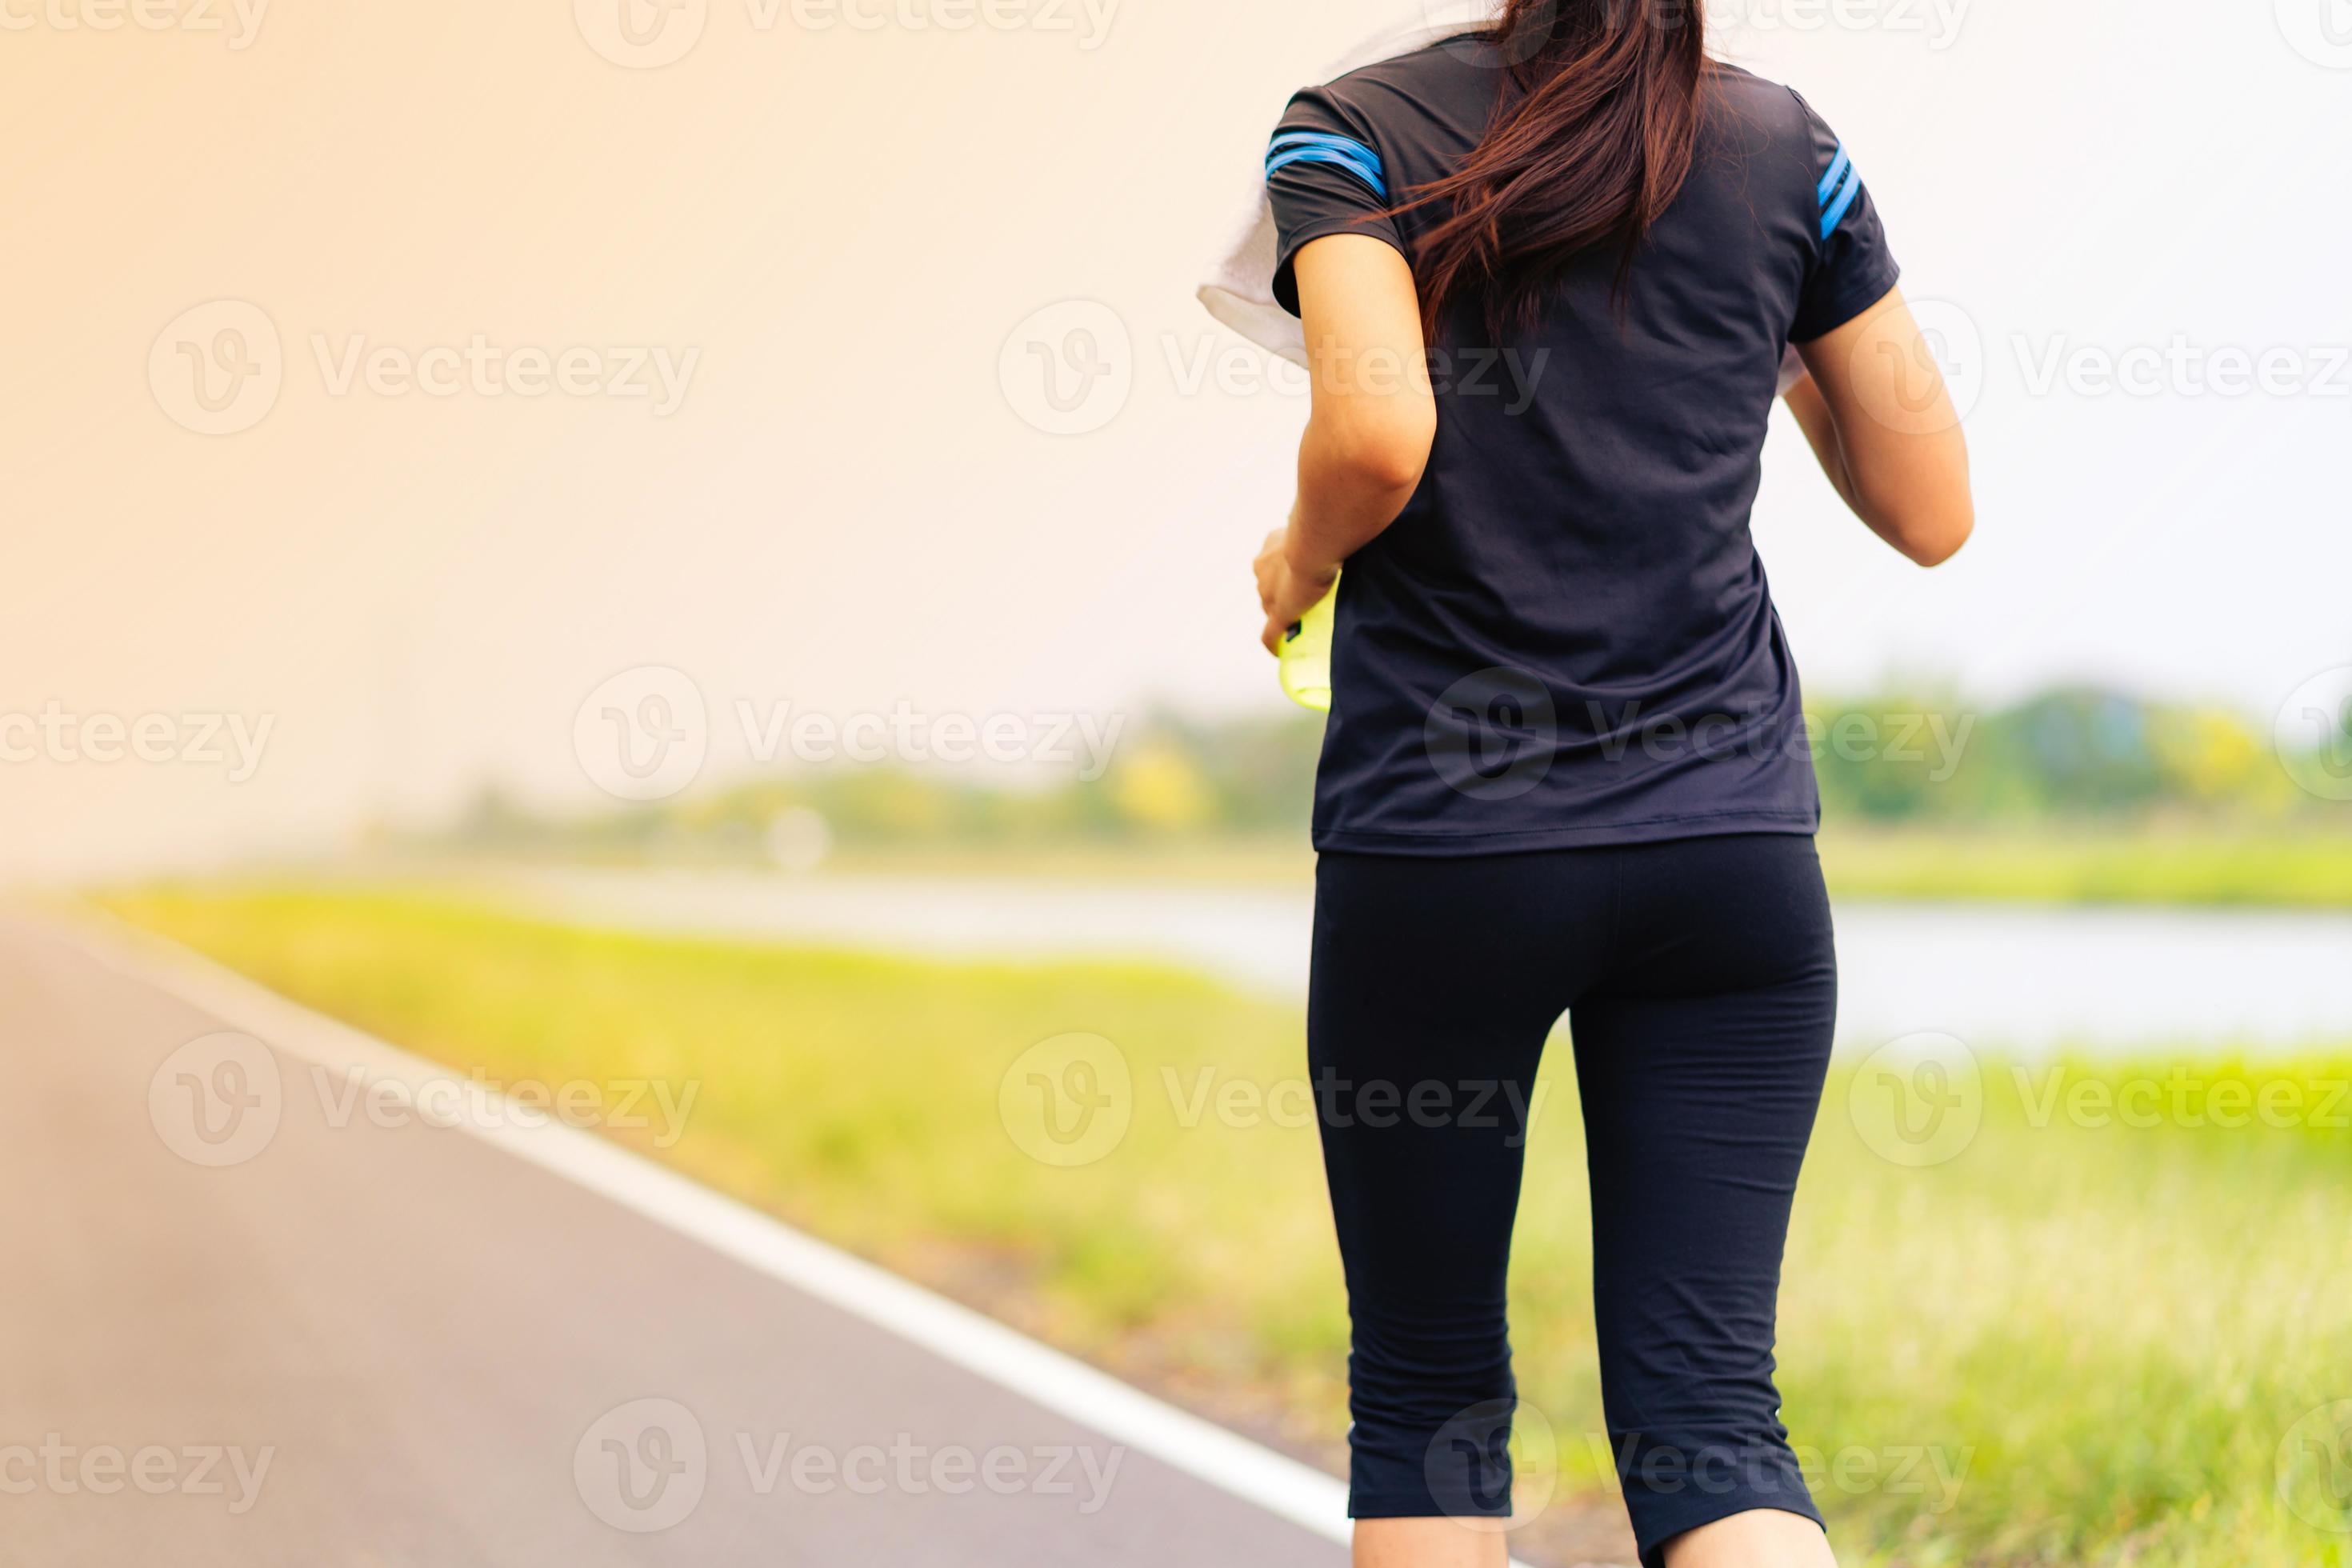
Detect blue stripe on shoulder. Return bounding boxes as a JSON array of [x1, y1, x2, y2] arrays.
[[1268, 130, 1385, 180], [1817, 143, 1851, 206], [1820, 165, 1862, 240], [1266, 143, 1387, 201]]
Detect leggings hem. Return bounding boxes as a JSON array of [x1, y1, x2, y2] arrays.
[[1634, 1497, 1826, 1568], [1346, 1489, 1511, 1521]]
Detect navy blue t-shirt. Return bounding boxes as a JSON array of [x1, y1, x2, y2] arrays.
[[1268, 44, 1899, 854]]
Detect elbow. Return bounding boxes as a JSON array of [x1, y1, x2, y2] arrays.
[[1855, 478, 1973, 568], [1894, 498, 1974, 568], [1322, 407, 1436, 496], [1344, 442, 1432, 497]]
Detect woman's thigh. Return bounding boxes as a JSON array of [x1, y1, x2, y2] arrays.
[[1307, 850, 1611, 1514], [1567, 834, 1838, 1555]]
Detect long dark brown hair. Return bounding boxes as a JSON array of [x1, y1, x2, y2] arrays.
[[1401, 0, 1710, 339]]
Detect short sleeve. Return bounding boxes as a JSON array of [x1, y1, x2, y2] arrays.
[[1788, 91, 1902, 342], [1266, 85, 1408, 318]]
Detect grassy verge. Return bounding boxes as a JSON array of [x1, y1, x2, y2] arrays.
[[102, 883, 2352, 1566], [807, 823, 2352, 908], [1815, 826, 2352, 908]]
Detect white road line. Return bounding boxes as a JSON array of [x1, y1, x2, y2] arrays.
[[61, 909, 1545, 1560]]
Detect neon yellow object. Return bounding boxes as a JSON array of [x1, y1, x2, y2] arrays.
[[1280, 577, 1338, 713]]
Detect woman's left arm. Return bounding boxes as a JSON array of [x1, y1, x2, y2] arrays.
[[1254, 233, 1437, 653]]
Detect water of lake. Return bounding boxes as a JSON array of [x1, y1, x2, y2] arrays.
[[481, 866, 2352, 1057]]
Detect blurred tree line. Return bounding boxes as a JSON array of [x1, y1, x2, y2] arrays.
[[441, 686, 2350, 861]]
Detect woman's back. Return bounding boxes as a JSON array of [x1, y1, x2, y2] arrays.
[[1268, 46, 1899, 853], [1256, 19, 1965, 1566]]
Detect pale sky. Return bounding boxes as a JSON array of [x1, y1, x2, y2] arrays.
[[4, 0, 2349, 877]]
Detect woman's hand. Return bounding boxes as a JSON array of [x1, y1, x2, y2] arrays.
[[1255, 526, 1338, 655]]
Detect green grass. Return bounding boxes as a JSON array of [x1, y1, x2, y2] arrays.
[[1816, 826, 2352, 908], [784, 823, 2352, 908], [101, 884, 2352, 1566]]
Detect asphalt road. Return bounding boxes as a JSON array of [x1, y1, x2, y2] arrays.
[[0, 914, 1353, 1566]]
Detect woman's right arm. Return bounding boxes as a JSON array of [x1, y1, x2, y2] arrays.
[[1788, 285, 1974, 567]]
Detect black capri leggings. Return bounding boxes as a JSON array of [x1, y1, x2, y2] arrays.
[[1308, 834, 1838, 1566]]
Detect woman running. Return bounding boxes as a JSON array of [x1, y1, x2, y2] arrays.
[[1251, 6, 1973, 1566]]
